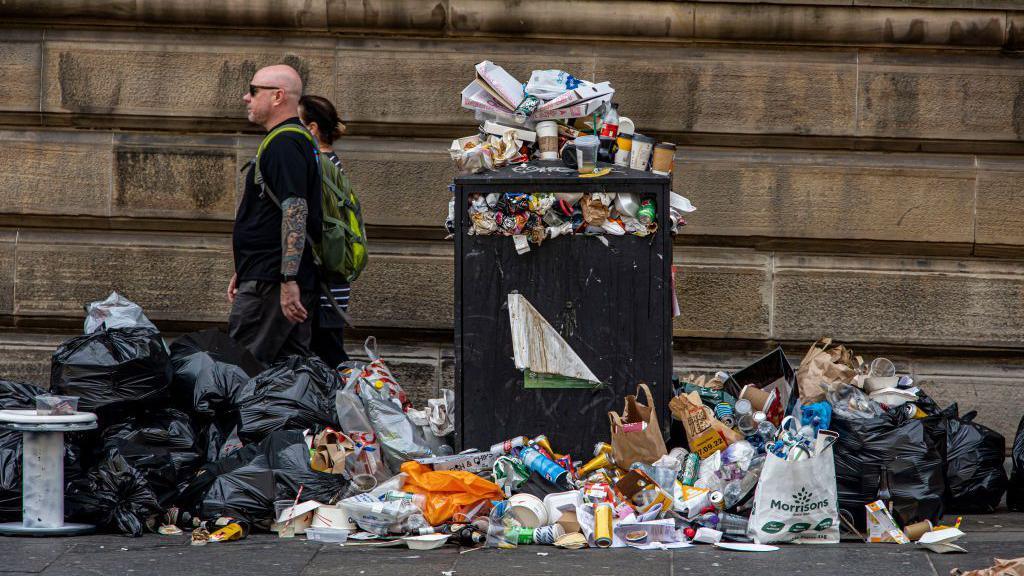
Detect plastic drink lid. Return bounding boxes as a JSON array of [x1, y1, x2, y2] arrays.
[[735, 399, 752, 414], [574, 135, 599, 147]]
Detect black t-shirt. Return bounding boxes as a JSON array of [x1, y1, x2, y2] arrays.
[[233, 118, 322, 290]]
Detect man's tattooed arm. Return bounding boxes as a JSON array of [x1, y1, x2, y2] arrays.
[[281, 196, 308, 278]]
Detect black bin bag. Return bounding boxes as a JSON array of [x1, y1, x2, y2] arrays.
[[100, 408, 203, 507], [1008, 415, 1024, 512], [193, 430, 348, 525], [51, 327, 172, 419], [942, 405, 1007, 513], [65, 451, 161, 537], [169, 329, 262, 418], [832, 408, 946, 529], [237, 356, 342, 444]]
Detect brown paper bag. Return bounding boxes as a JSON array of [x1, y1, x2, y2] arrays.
[[310, 429, 353, 475], [796, 338, 857, 403], [608, 383, 667, 468], [668, 391, 739, 457]]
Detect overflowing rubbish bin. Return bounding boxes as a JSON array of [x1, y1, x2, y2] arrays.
[[453, 164, 674, 459]]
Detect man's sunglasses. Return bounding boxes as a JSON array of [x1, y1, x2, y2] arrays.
[[248, 84, 281, 96]]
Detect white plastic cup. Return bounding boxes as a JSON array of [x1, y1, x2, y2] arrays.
[[629, 134, 656, 171], [574, 135, 599, 174], [536, 121, 559, 160]]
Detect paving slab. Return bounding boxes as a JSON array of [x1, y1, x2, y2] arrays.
[[0, 514, 1020, 576]]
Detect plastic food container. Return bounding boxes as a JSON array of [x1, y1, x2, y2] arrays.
[[305, 527, 350, 543], [35, 395, 78, 416]]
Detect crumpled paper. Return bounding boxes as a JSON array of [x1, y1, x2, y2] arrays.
[[952, 557, 1024, 576], [581, 194, 610, 226]]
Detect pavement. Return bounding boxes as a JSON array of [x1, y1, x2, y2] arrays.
[[0, 511, 1022, 576]]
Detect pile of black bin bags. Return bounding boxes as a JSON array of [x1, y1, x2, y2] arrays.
[[0, 326, 351, 536], [832, 390, 1015, 530]]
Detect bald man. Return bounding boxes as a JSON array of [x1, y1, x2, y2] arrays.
[[228, 64, 323, 364]]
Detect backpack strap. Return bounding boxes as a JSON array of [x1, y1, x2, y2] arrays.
[[249, 124, 355, 328], [254, 125, 317, 195]]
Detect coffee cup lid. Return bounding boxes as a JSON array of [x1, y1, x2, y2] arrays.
[[632, 134, 656, 144], [655, 142, 677, 150]]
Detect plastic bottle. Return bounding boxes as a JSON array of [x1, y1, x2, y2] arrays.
[[717, 512, 749, 536], [599, 103, 619, 139], [755, 412, 776, 441], [723, 481, 742, 508]]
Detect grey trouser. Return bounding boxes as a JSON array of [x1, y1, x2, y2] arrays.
[[228, 280, 316, 366]]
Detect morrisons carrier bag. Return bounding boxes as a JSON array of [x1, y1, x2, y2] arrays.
[[747, 445, 840, 544]]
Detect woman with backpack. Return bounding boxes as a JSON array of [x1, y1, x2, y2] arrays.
[[298, 94, 354, 367]]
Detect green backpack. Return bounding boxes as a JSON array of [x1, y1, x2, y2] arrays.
[[253, 124, 369, 284]]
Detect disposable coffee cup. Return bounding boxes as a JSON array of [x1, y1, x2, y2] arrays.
[[629, 134, 656, 171], [536, 121, 559, 160], [904, 520, 933, 541], [614, 134, 633, 167], [739, 385, 770, 412], [574, 135, 600, 174], [651, 142, 676, 175]]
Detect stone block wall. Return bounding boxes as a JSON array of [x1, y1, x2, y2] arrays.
[[0, 0, 1022, 443]]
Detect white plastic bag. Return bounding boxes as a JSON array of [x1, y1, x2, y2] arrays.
[[747, 446, 840, 544], [84, 291, 157, 334], [351, 337, 435, 471], [525, 70, 587, 101], [336, 361, 391, 481]]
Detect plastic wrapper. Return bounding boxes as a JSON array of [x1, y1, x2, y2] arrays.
[[1009, 415, 1024, 512], [196, 430, 348, 525], [942, 405, 1007, 513], [831, 408, 946, 529], [485, 501, 518, 549], [525, 70, 585, 100], [237, 356, 342, 444], [84, 291, 157, 335], [169, 329, 262, 418], [65, 451, 161, 537], [50, 327, 172, 418], [450, 136, 494, 174], [400, 461, 504, 526], [100, 408, 203, 507], [827, 383, 884, 420], [337, 495, 425, 535]]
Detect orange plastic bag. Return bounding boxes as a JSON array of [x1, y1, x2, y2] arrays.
[[400, 461, 504, 526]]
